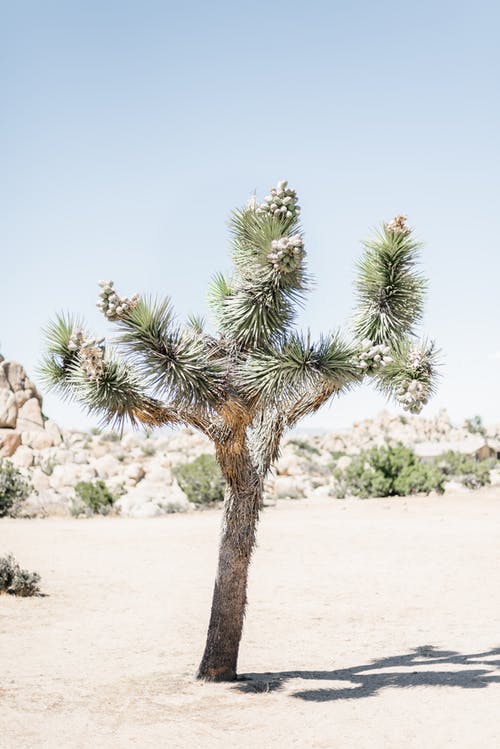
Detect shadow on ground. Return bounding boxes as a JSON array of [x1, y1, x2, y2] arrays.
[[234, 646, 500, 701]]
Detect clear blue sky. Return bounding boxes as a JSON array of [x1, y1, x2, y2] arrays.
[[2, 0, 499, 431]]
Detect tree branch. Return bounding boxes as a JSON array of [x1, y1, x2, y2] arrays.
[[353, 219, 426, 346]]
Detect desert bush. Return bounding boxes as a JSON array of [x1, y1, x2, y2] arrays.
[[464, 415, 486, 436], [330, 450, 347, 461], [174, 454, 225, 505], [437, 451, 491, 489], [0, 553, 41, 596], [334, 443, 444, 498], [99, 431, 121, 443], [0, 460, 33, 517], [71, 479, 117, 516], [39, 455, 56, 476], [288, 439, 321, 457], [140, 442, 156, 457]]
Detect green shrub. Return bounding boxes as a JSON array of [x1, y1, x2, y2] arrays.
[[329, 450, 347, 461], [140, 442, 156, 457], [39, 456, 56, 476], [464, 415, 486, 436], [0, 553, 41, 596], [0, 460, 32, 517], [288, 439, 321, 456], [72, 480, 117, 516], [174, 454, 225, 505], [437, 451, 491, 489], [334, 444, 445, 498], [99, 431, 121, 443]]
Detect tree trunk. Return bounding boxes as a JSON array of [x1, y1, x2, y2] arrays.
[[196, 441, 262, 681]]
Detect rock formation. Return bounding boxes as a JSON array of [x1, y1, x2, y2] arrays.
[[0, 358, 62, 460], [0, 356, 498, 517]]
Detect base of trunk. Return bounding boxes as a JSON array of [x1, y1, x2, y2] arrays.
[[196, 664, 237, 682]]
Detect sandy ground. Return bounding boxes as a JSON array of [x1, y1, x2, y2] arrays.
[[1, 490, 500, 749]]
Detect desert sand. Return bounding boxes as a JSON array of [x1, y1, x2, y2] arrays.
[[1, 490, 500, 748]]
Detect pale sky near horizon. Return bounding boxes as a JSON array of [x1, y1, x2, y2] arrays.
[[1, 1, 499, 432]]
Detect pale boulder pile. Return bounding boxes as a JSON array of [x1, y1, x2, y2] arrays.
[[1, 359, 499, 517], [0, 358, 62, 459], [23, 428, 209, 518], [271, 409, 500, 499], [0, 358, 209, 517]]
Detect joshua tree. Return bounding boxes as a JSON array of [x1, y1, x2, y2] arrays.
[[41, 180, 439, 681]]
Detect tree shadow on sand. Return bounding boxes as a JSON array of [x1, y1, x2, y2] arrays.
[[234, 646, 500, 701]]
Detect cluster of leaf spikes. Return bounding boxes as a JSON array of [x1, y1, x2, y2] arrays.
[[353, 213, 425, 346], [40, 313, 173, 430]]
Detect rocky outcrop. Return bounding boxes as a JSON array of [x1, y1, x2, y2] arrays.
[[1, 356, 498, 519], [0, 359, 62, 459]]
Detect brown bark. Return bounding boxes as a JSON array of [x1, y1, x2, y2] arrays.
[[196, 439, 262, 681]]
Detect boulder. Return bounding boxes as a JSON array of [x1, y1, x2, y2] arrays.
[[120, 433, 142, 450], [0, 390, 18, 428], [123, 501, 164, 518], [21, 431, 55, 450], [11, 445, 34, 468], [1, 361, 41, 403], [31, 468, 51, 492], [92, 454, 122, 479], [50, 463, 97, 490], [50, 448, 74, 464], [144, 464, 173, 485], [273, 475, 305, 499], [336, 455, 352, 471], [16, 398, 44, 432], [489, 469, 500, 487], [71, 449, 90, 465], [124, 463, 146, 485], [0, 365, 8, 390], [0, 429, 21, 457], [274, 451, 300, 476], [44, 420, 62, 445], [117, 480, 190, 516], [14, 390, 35, 408], [21, 489, 69, 517], [444, 480, 467, 493]]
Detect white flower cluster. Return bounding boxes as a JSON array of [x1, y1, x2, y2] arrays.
[[96, 280, 140, 321], [396, 345, 430, 414], [68, 329, 106, 381], [385, 214, 410, 235], [267, 234, 305, 273], [408, 345, 426, 369], [397, 379, 429, 414], [256, 180, 301, 220], [357, 338, 393, 372]]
